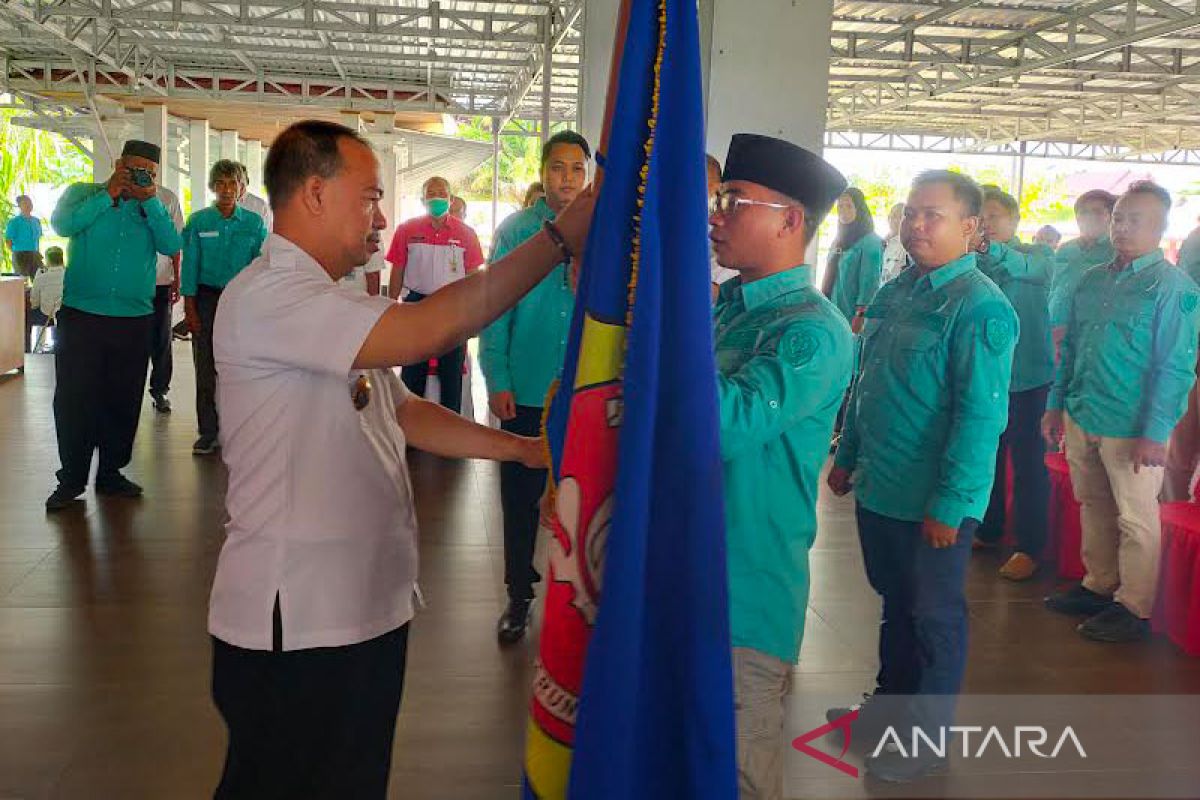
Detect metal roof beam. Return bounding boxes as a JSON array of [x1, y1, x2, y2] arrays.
[[832, 1, 1200, 125], [500, 0, 582, 128], [36, 0, 548, 42]]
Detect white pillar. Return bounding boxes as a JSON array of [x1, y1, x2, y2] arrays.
[[340, 112, 363, 133], [704, 0, 833, 157], [578, 0, 620, 148], [142, 104, 170, 187], [377, 142, 400, 292], [244, 140, 264, 192], [190, 119, 211, 213], [219, 129, 240, 163], [89, 115, 118, 181]]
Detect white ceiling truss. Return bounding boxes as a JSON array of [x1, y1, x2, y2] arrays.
[[830, 0, 1200, 158], [0, 1, 583, 123], [4, 1, 1200, 162]]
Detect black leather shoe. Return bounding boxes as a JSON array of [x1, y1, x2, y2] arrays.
[[95, 474, 144, 498], [866, 744, 948, 784], [45, 485, 84, 512], [497, 599, 532, 645], [1078, 603, 1150, 643], [151, 393, 172, 413], [1045, 583, 1114, 616], [826, 693, 896, 752]]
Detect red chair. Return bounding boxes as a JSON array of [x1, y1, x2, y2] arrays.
[[1153, 503, 1200, 657], [1044, 452, 1086, 581]]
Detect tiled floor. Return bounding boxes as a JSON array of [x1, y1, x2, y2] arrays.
[[2, 350, 1199, 799]]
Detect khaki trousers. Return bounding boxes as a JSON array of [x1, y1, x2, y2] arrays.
[[733, 647, 791, 800], [1064, 415, 1164, 618]]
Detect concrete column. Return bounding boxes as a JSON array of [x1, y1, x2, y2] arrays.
[[219, 129, 240, 163], [142, 104, 170, 188], [244, 140, 264, 192], [373, 141, 402, 291], [190, 119, 211, 214], [340, 111, 363, 133], [704, 0, 833, 157], [578, 0, 619, 148], [91, 119, 115, 182]]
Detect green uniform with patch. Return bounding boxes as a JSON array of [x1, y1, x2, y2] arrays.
[[1048, 249, 1200, 442], [834, 252, 1017, 528], [1049, 236, 1115, 327], [976, 238, 1054, 392], [715, 265, 854, 663]]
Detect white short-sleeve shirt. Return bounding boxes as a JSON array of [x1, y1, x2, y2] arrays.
[[155, 186, 184, 285], [341, 252, 384, 293], [239, 192, 273, 232], [208, 234, 418, 651]]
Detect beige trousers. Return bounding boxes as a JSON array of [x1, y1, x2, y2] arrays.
[[1064, 415, 1164, 618], [733, 647, 792, 800]]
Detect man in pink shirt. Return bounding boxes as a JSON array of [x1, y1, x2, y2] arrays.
[[387, 176, 484, 412]]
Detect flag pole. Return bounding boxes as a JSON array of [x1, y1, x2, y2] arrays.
[[572, 0, 631, 290], [594, 0, 633, 192]]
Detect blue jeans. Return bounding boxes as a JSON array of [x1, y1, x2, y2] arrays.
[[856, 504, 976, 732], [978, 384, 1051, 557]]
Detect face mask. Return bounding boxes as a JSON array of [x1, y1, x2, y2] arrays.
[[426, 197, 451, 218]]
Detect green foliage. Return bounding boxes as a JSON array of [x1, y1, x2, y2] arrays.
[[0, 107, 91, 271], [456, 116, 569, 204], [838, 160, 1074, 235]]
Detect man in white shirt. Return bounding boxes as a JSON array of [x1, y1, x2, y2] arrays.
[[340, 252, 383, 295], [881, 201, 910, 282], [234, 162, 273, 232], [149, 184, 184, 412], [208, 119, 593, 797]]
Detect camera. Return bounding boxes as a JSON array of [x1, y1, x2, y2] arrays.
[[129, 167, 154, 188]]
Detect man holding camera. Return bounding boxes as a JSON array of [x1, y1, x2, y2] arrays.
[[46, 140, 183, 511]]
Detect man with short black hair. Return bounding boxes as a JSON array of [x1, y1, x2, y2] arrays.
[[46, 140, 183, 511], [972, 185, 1054, 581], [387, 175, 484, 412], [148, 184, 183, 413], [234, 161, 272, 231], [1043, 180, 1200, 643], [1049, 190, 1117, 346], [5, 194, 43, 279], [710, 133, 854, 800], [481, 128, 590, 643], [181, 159, 268, 455], [207, 119, 594, 796], [828, 169, 1017, 783]]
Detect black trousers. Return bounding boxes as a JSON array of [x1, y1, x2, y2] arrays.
[[212, 624, 410, 800], [192, 286, 222, 440], [53, 307, 152, 490], [977, 384, 1051, 558], [399, 291, 466, 413], [501, 405, 547, 601], [148, 285, 174, 397]]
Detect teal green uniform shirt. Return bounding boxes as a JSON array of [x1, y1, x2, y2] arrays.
[[1048, 249, 1200, 443], [52, 183, 183, 317], [976, 238, 1054, 392], [834, 253, 1017, 528], [829, 232, 884, 322], [716, 266, 853, 664], [1049, 236, 1115, 327], [181, 205, 268, 295], [4, 214, 42, 252], [1178, 230, 1200, 286], [479, 199, 574, 408]]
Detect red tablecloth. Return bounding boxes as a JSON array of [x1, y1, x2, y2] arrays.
[[1154, 503, 1200, 657], [1044, 452, 1086, 581]]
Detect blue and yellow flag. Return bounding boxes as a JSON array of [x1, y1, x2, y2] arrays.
[[523, 0, 736, 797]]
